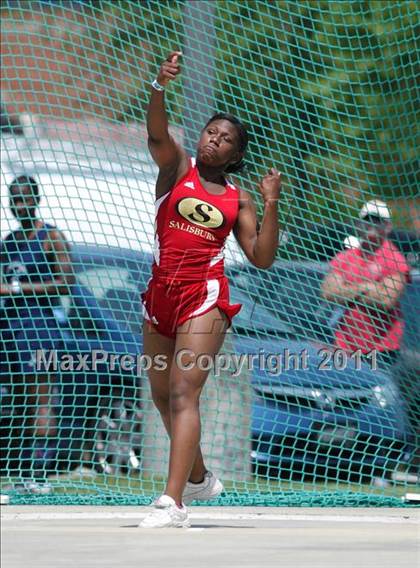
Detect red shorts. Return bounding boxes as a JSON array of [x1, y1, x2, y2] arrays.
[[141, 276, 242, 339]]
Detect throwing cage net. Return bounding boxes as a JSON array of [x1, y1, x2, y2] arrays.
[[0, 0, 419, 506]]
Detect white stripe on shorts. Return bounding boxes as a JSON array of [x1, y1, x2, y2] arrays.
[[190, 279, 220, 317]]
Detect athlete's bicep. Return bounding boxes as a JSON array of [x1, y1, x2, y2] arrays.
[[147, 133, 179, 169], [151, 139, 190, 199], [233, 191, 259, 263]]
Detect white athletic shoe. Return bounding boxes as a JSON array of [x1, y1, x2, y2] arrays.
[[182, 471, 224, 505], [139, 494, 190, 528]]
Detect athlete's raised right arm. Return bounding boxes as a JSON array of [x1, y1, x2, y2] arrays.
[[147, 51, 189, 198]]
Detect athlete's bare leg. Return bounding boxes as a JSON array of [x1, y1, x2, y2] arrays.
[[142, 320, 207, 483], [163, 308, 228, 505]]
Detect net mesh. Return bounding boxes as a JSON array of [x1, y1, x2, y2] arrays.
[[1, 0, 419, 507]]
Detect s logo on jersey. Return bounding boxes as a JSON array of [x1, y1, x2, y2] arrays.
[[176, 198, 225, 229]]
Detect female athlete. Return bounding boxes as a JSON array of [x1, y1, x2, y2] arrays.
[[140, 52, 280, 528]]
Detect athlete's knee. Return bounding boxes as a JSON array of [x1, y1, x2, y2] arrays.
[[151, 391, 170, 414], [169, 382, 200, 414]]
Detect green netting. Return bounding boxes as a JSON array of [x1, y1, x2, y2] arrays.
[[0, 0, 419, 507]]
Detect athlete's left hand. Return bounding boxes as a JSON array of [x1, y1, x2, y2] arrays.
[[259, 168, 281, 204]]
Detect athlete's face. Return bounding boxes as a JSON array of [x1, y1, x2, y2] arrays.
[[9, 184, 39, 222], [197, 120, 241, 170]]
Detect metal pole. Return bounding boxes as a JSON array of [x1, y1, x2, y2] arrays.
[[182, 0, 216, 155]]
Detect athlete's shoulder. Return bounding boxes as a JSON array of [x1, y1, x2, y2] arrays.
[[235, 187, 252, 210], [171, 156, 195, 188]]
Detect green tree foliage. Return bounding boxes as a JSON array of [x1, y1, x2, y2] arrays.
[[213, 1, 418, 219], [103, 1, 417, 225], [3, 0, 418, 229]]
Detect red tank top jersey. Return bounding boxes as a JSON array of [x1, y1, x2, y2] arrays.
[[152, 159, 239, 282]]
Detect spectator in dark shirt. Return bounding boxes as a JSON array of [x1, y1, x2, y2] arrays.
[[1, 175, 75, 474]]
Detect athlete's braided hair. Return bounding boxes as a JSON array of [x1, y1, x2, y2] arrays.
[[204, 113, 249, 174]]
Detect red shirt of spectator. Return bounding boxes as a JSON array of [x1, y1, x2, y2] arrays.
[[330, 239, 410, 353]]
